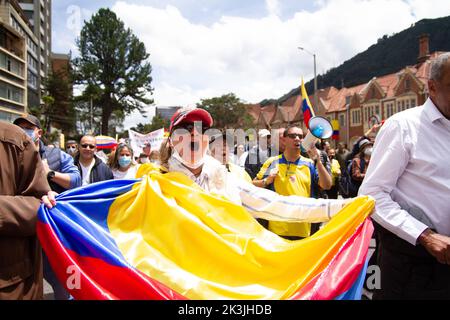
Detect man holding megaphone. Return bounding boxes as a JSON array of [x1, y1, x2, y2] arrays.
[[253, 124, 332, 240]]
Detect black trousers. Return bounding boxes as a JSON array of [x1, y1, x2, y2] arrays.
[[373, 224, 450, 300]]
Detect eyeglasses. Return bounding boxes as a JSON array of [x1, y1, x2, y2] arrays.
[[286, 133, 304, 139], [81, 144, 96, 149], [173, 123, 209, 135]]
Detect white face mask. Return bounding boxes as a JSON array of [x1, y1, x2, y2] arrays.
[[171, 147, 205, 170], [364, 147, 373, 157], [66, 146, 77, 155], [140, 157, 149, 164]]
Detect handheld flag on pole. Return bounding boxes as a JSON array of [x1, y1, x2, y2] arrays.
[[331, 119, 340, 140], [301, 78, 316, 129]]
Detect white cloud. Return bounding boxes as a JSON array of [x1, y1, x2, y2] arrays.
[[406, 0, 450, 20], [104, 0, 450, 128], [266, 0, 281, 17]]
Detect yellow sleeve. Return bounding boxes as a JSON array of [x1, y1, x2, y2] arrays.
[[256, 157, 276, 180]]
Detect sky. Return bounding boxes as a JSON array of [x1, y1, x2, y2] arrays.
[[52, 0, 450, 129]]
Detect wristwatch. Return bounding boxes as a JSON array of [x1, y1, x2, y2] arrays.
[[47, 170, 56, 181]]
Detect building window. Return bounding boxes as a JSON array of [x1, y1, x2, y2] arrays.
[[0, 82, 24, 104], [345, 96, 351, 105], [0, 52, 6, 70], [411, 98, 416, 108], [0, 53, 23, 77], [405, 79, 411, 91], [28, 70, 37, 89], [351, 109, 361, 126], [339, 114, 345, 127], [385, 103, 395, 118]]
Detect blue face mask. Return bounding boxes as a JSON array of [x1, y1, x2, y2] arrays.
[[118, 156, 132, 168], [23, 128, 38, 142]]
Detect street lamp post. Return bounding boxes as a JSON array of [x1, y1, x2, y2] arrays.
[[298, 47, 318, 110]]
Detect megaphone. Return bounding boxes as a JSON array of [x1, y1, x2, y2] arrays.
[[301, 116, 333, 152]]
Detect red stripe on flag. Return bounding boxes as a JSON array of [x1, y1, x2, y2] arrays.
[[37, 221, 186, 300], [289, 218, 373, 300]]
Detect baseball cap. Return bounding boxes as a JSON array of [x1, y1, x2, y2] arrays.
[[13, 114, 41, 129], [169, 108, 213, 133], [258, 129, 271, 138], [358, 138, 373, 150]]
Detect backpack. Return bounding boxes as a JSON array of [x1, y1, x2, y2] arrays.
[[338, 158, 365, 198]]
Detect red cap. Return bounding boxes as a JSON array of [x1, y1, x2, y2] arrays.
[[169, 108, 213, 132]]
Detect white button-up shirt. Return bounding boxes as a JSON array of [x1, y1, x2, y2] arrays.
[[359, 98, 450, 245]]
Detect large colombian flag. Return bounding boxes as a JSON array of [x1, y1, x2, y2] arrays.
[[37, 170, 374, 300], [301, 78, 316, 129]]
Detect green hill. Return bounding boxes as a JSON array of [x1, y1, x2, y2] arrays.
[[261, 16, 450, 106]]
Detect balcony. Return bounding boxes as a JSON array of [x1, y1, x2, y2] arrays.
[[0, 80, 26, 108], [1, 25, 26, 60]]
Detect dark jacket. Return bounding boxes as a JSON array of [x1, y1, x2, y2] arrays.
[[245, 146, 271, 180], [74, 154, 114, 184], [0, 122, 50, 299]]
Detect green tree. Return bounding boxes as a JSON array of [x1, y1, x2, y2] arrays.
[[73, 8, 153, 135], [196, 93, 254, 130], [29, 68, 76, 139], [44, 69, 76, 136], [131, 114, 170, 134]]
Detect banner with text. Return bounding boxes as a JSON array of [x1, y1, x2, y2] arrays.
[[128, 128, 165, 156]]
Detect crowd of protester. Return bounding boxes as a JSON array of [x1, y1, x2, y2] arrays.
[[1, 53, 449, 300]]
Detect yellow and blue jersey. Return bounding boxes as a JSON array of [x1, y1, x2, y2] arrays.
[[256, 154, 319, 238]]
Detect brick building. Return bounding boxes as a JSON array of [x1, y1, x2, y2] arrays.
[[249, 34, 446, 147]]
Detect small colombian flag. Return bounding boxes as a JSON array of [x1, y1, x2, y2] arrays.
[[301, 79, 316, 129]]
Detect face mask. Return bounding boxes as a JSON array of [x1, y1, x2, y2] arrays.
[[172, 148, 205, 170], [67, 146, 77, 155], [150, 159, 160, 165], [23, 128, 38, 142], [140, 157, 149, 164], [364, 147, 373, 157], [118, 156, 132, 168]]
